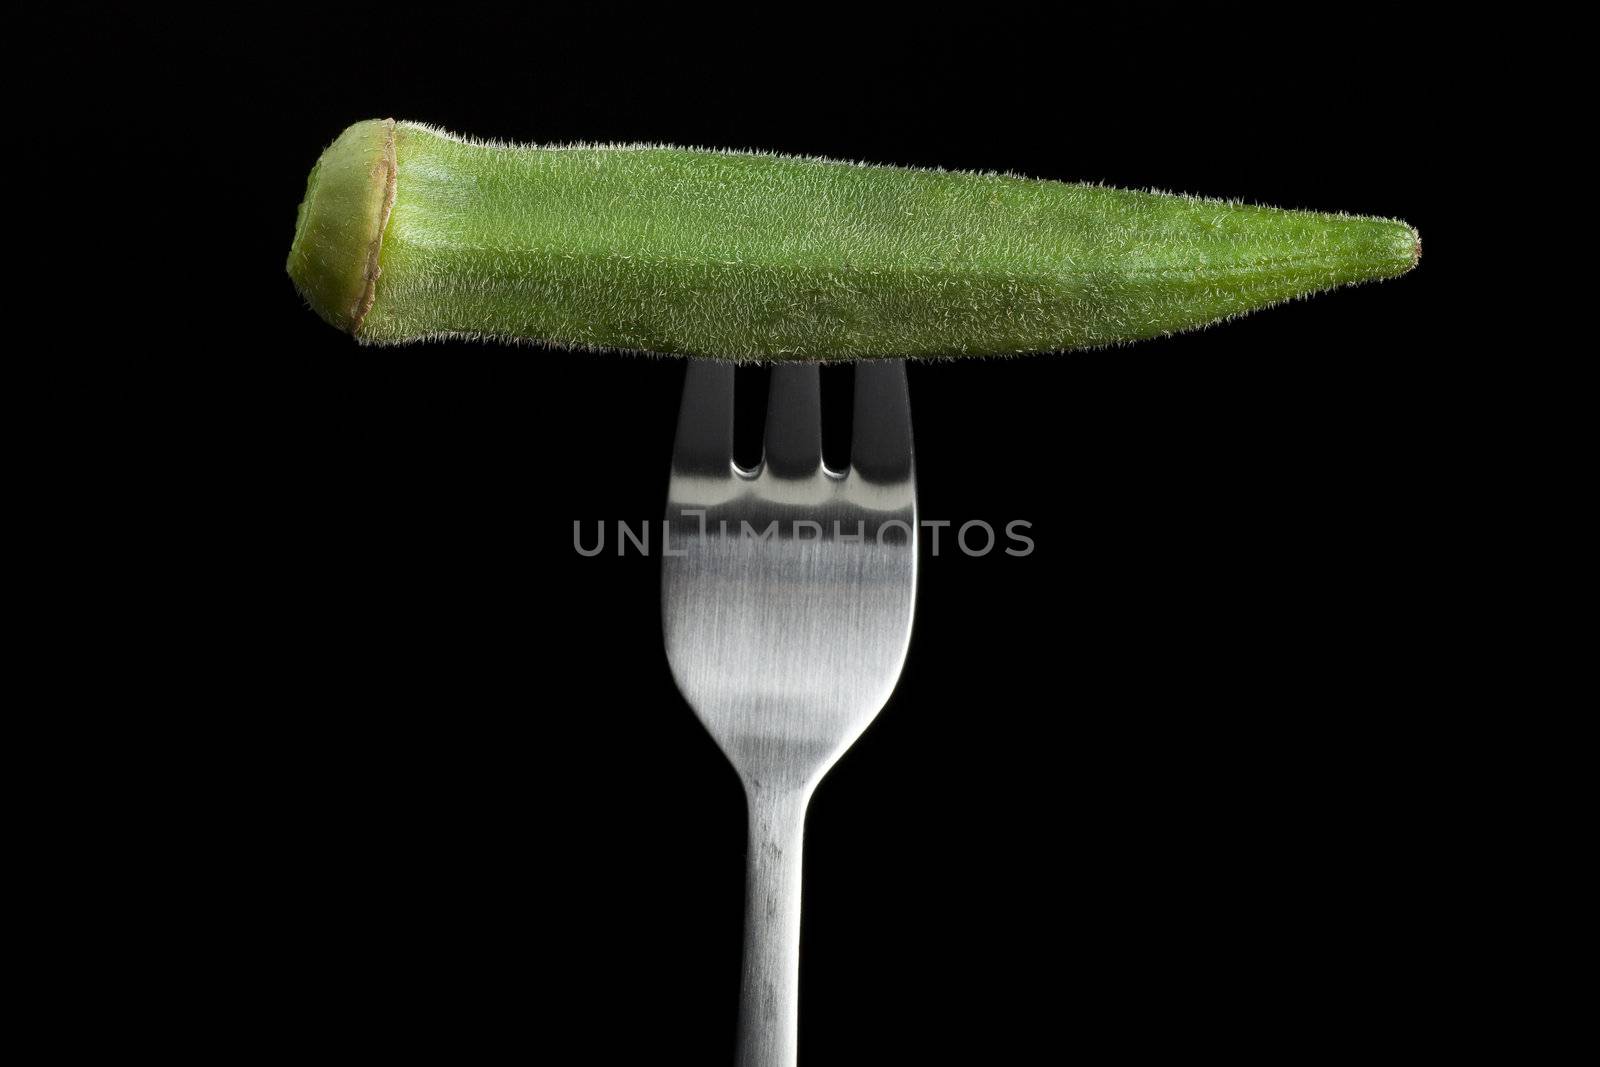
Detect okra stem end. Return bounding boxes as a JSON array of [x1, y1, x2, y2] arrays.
[[286, 118, 397, 335]]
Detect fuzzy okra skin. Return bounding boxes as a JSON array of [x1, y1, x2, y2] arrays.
[[288, 118, 1419, 359]]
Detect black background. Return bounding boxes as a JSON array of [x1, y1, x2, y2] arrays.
[[133, 11, 1470, 1060]]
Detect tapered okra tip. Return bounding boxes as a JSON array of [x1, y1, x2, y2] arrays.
[[1393, 219, 1422, 273], [1374, 217, 1422, 278], [286, 118, 398, 335], [1323, 214, 1421, 290]]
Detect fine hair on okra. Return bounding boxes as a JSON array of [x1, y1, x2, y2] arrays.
[[288, 118, 1419, 360]]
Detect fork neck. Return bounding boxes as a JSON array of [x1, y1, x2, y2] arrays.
[[736, 776, 812, 1067], [742, 772, 814, 818]]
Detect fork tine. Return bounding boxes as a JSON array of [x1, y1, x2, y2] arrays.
[[671, 360, 735, 477], [763, 364, 822, 477], [850, 359, 913, 483]]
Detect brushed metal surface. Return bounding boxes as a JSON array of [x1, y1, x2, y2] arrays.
[[663, 361, 917, 1067]]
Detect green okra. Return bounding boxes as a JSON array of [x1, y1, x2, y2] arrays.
[[288, 118, 1419, 359]]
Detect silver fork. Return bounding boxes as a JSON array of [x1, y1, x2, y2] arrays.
[[662, 360, 917, 1067]]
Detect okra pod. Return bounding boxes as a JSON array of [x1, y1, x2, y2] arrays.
[[288, 118, 1418, 359]]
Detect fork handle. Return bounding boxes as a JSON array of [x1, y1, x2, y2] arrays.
[[736, 785, 809, 1067]]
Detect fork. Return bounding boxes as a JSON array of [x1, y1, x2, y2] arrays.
[[662, 360, 918, 1067]]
